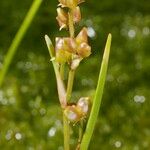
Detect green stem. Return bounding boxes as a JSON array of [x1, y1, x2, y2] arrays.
[[79, 121, 84, 143], [63, 113, 70, 150], [68, 10, 75, 38], [61, 67, 69, 150], [80, 34, 112, 150], [66, 70, 75, 102], [62, 9, 76, 150], [66, 8, 76, 102], [60, 63, 65, 81], [76, 121, 84, 150], [63, 69, 75, 150], [0, 0, 42, 87]]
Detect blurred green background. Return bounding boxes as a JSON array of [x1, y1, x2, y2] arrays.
[[0, 0, 150, 149]]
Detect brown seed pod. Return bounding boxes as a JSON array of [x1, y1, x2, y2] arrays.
[[76, 27, 88, 44], [64, 97, 90, 122], [64, 105, 82, 122], [77, 97, 90, 116], [56, 8, 68, 30], [73, 6, 81, 23], [58, 0, 84, 9]]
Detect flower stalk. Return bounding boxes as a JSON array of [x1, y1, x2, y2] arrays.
[[68, 9, 75, 38], [66, 69, 75, 102], [45, 0, 112, 149]]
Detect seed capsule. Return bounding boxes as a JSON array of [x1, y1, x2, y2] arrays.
[[73, 6, 81, 23], [76, 28, 91, 58], [76, 27, 88, 44], [56, 8, 68, 30], [64, 97, 90, 122], [63, 38, 76, 53], [77, 97, 90, 115], [58, 0, 84, 9], [64, 105, 82, 122], [55, 37, 76, 53], [77, 42, 91, 58], [55, 37, 78, 63]]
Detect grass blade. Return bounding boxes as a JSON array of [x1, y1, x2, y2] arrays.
[[45, 35, 66, 108], [0, 0, 43, 87], [80, 34, 112, 150]]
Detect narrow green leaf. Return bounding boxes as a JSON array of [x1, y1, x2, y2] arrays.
[[45, 35, 67, 108], [0, 0, 43, 87], [80, 34, 112, 150], [45, 35, 55, 58]]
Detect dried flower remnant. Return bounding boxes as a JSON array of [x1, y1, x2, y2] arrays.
[[73, 6, 81, 23], [64, 97, 90, 122], [55, 27, 91, 69], [77, 97, 90, 115], [57, 1, 83, 30], [58, 0, 85, 9], [64, 105, 81, 122], [55, 37, 72, 63], [55, 37, 76, 53], [76, 27, 91, 58], [56, 8, 68, 30], [76, 27, 88, 43], [56, 0, 91, 70]]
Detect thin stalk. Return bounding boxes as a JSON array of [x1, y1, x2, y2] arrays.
[[68, 10, 75, 38], [66, 8, 76, 102], [0, 0, 42, 87], [79, 121, 84, 143], [63, 68, 75, 150], [60, 65, 69, 150], [60, 63, 65, 81], [80, 34, 112, 150], [63, 113, 70, 150], [66, 70, 75, 102], [76, 120, 84, 150], [62, 9, 76, 150]]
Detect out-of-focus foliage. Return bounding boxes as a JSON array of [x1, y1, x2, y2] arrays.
[[0, 0, 150, 149]]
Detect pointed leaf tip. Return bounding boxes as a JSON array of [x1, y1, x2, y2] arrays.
[[44, 35, 55, 58], [103, 33, 112, 60], [108, 33, 112, 39], [44, 35, 66, 108], [45, 34, 52, 48], [106, 33, 112, 48]]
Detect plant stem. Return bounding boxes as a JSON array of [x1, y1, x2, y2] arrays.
[[63, 113, 70, 150], [0, 0, 42, 87], [79, 121, 84, 143], [76, 121, 84, 150], [66, 70, 75, 102], [60, 63, 65, 81], [63, 69, 75, 150], [68, 10, 75, 38], [60, 65, 69, 150], [66, 8, 76, 102], [63, 9, 76, 150], [80, 34, 112, 150]]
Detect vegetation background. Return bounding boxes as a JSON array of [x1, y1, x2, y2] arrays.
[[0, 0, 150, 149]]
